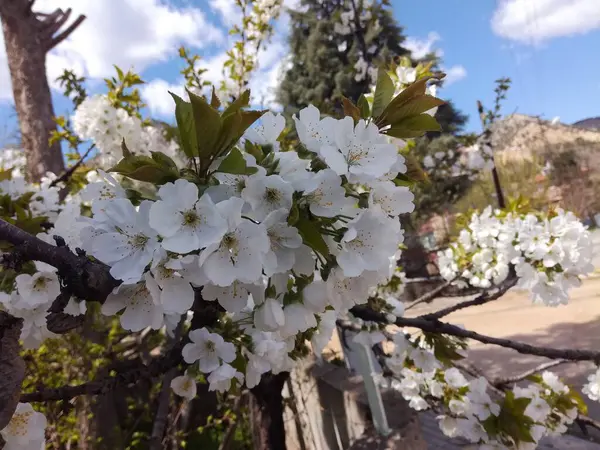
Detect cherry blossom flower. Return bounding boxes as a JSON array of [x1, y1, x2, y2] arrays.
[[170, 373, 197, 400], [200, 197, 269, 286], [149, 179, 227, 253], [1, 403, 46, 450], [242, 174, 294, 220], [207, 363, 244, 392], [86, 199, 160, 283], [14, 271, 60, 309], [101, 273, 164, 332], [182, 328, 236, 372]]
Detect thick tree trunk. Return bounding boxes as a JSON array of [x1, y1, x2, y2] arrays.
[[250, 372, 289, 450], [0, 2, 67, 181]]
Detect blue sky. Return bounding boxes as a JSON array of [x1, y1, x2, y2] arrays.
[[1, 0, 600, 146], [395, 0, 600, 131]]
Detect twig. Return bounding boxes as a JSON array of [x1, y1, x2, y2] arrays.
[[149, 368, 177, 450], [420, 277, 517, 321], [350, 305, 600, 362], [46, 14, 86, 51], [218, 395, 245, 450], [20, 341, 185, 403], [404, 279, 453, 311], [50, 144, 95, 188], [492, 359, 570, 387], [150, 320, 184, 450]]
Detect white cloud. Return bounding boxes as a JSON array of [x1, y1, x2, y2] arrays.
[[492, 0, 600, 44], [0, 0, 223, 102], [442, 65, 467, 86], [141, 79, 186, 117], [209, 0, 242, 26], [404, 32, 443, 60], [143, 39, 287, 117]]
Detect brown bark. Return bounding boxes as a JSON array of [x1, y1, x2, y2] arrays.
[[250, 372, 289, 450], [0, 311, 24, 431], [0, 1, 85, 181]]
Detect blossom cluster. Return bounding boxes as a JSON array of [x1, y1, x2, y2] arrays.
[[437, 207, 593, 306], [422, 143, 495, 180], [55, 102, 413, 393], [368, 329, 583, 449], [72, 95, 184, 168]]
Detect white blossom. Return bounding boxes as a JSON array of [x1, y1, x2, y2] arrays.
[[86, 199, 160, 283], [170, 374, 197, 400], [101, 273, 164, 332], [150, 180, 227, 253], [207, 363, 244, 392], [0, 403, 46, 450], [244, 111, 285, 151], [320, 117, 398, 181], [242, 174, 294, 220], [182, 328, 236, 372], [200, 197, 269, 286], [254, 297, 285, 332], [14, 271, 60, 309]]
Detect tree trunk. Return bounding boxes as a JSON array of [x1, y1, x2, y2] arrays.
[[250, 372, 289, 450], [1, 13, 64, 181]]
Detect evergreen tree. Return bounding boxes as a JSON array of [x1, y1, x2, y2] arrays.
[[277, 0, 467, 133], [277, 0, 408, 116]]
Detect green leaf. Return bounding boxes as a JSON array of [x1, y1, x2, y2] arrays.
[[295, 214, 329, 257], [287, 202, 299, 226], [223, 90, 250, 117], [151, 152, 178, 171], [109, 155, 177, 184], [187, 89, 222, 159], [110, 155, 155, 174], [385, 95, 445, 125], [567, 389, 588, 415], [121, 139, 133, 158], [341, 96, 360, 123], [0, 169, 12, 181], [372, 68, 395, 118], [385, 114, 442, 139], [357, 95, 371, 119], [245, 140, 264, 163], [170, 92, 198, 158], [114, 65, 124, 81], [210, 86, 221, 109], [376, 76, 438, 127], [216, 148, 258, 175]]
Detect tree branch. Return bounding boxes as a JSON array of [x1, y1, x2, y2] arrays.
[[350, 305, 600, 362], [39, 8, 71, 39], [492, 359, 571, 388], [46, 14, 86, 52], [20, 341, 185, 403], [420, 277, 517, 321], [149, 368, 177, 450], [50, 144, 95, 188], [404, 279, 453, 311], [0, 219, 119, 304]]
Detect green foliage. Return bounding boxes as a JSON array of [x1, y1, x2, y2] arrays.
[[169, 89, 265, 175], [179, 46, 211, 92], [104, 66, 146, 119], [56, 69, 88, 108], [452, 156, 549, 225], [109, 153, 179, 185], [295, 210, 331, 258], [277, 0, 466, 133], [216, 148, 258, 175]]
